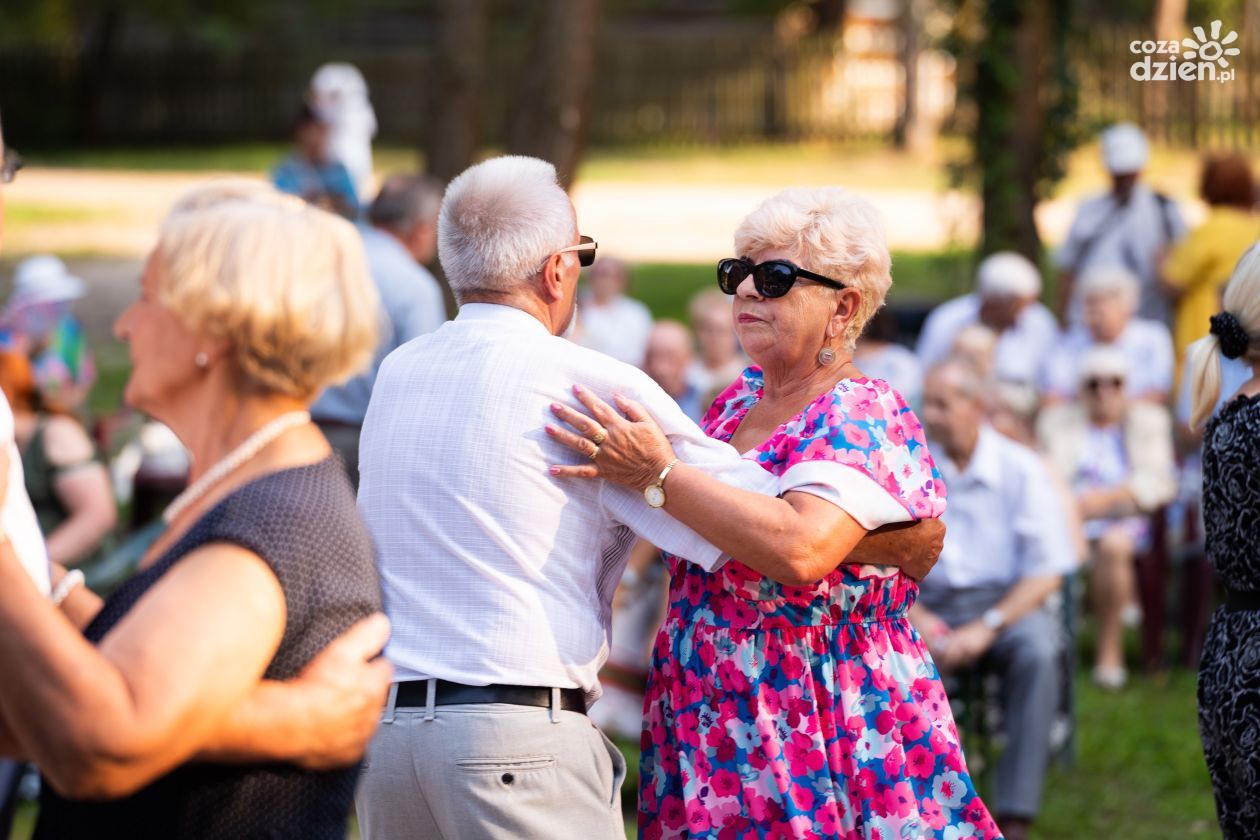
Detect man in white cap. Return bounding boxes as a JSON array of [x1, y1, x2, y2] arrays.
[[915, 250, 1060, 387], [1056, 123, 1185, 324]]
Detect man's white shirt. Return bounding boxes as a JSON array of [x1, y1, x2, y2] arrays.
[[357, 303, 778, 701]]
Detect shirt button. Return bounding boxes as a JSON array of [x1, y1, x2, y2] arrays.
[[502, 773, 515, 785]]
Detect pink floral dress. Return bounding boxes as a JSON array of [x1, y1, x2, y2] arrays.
[[639, 368, 999, 840]]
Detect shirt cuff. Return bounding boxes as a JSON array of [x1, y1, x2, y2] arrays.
[[779, 460, 914, 530]]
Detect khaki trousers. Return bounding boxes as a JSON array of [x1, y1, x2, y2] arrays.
[[355, 690, 627, 840]]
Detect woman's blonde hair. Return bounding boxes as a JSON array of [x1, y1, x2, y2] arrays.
[[734, 187, 892, 350], [1188, 243, 1260, 428], [156, 180, 379, 400]]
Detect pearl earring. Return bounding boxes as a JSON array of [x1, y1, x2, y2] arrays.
[[195, 352, 209, 369], [817, 348, 836, 365]]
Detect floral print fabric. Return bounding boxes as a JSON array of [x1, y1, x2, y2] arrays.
[[639, 368, 999, 839]]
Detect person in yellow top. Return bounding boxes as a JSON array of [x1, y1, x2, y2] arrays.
[[1164, 154, 1259, 373]]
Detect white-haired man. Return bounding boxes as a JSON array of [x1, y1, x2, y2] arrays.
[[915, 358, 1077, 840], [915, 251, 1059, 387], [1041, 266, 1175, 403], [1056, 123, 1185, 324], [354, 155, 942, 838]]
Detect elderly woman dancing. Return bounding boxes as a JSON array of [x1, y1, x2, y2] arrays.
[[551, 187, 996, 839], [0, 182, 392, 839]]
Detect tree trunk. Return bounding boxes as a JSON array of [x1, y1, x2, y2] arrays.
[[976, 0, 1048, 260], [423, 0, 487, 184], [892, 0, 924, 151], [505, 0, 601, 190]]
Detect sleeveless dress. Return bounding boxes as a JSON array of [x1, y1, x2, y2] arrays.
[[639, 370, 998, 840], [35, 456, 382, 840], [1196, 393, 1260, 839]]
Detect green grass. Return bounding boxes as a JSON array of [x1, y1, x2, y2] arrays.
[[3, 202, 111, 227]]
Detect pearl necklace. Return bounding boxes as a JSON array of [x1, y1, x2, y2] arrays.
[[162, 411, 311, 525]]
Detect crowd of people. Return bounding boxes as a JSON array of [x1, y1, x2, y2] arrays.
[[0, 76, 1256, 840]]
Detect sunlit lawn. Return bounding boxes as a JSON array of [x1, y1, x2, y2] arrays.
[[20, 140, 1205, 200]]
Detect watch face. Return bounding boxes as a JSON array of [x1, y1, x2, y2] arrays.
[[644, 485, 666, 508]]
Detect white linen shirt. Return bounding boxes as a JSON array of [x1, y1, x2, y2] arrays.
[[1041, 318, 1174, 400], [915, 294, 1060, 386], [357, 303, 779, 700], [919, 426, 1076, 594]]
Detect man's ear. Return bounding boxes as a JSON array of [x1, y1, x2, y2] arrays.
[[539, 253, 568, 304]]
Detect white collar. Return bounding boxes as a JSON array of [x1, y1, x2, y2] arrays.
[[454, 302, 551, 335]]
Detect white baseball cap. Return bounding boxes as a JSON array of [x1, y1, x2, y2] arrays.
[[10, 255, 86, 307], [976, 251, 1042, 298], [1101, 123, 1149, 175]]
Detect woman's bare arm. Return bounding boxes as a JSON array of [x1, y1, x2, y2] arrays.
[[0, 540, 285, 799]]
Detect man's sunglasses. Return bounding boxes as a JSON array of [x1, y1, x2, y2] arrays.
[[556, 235, 598, 268], [717, 257, 846, 298], [1, 148, 22, 185]]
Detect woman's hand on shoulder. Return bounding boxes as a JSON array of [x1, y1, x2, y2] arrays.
[[547, 385, 675, 491]]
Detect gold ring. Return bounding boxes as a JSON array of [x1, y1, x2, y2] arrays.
[[591, 428, 607, 446], [589, 443, 601, 460]]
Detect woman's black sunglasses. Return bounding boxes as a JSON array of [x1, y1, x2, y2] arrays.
[[717, 257, 846, 298]]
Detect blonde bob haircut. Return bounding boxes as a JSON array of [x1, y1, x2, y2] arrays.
[[156, 180, 380, 400], [734, 187, 892, 350]]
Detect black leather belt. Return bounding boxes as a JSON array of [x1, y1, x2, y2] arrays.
[[394, 680, 587, 715], [1225, 589, 1260, 613]]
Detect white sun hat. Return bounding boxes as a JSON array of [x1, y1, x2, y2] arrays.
[[1101, 123, 1150, 175], [10, 255, 86, 307], [976, 251, 1042, 298]]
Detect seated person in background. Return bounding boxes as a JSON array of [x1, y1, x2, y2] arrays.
[[916, 251, 1058, 388], [0, 351, 115, 568], [951, 322, 999, 380], [686, 288, 747, 404], [1042, 266, 1174, 404], [642, 320, 703, 422], [912, 358, 1077, 840], [271, 104, 360, 220], [574, 256, 653, 367], [2, 255, 95, 413], [1038, 346, 1177, 689], [855, 306, 923, 407]]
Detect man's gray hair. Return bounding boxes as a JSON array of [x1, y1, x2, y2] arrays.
[[928, 357, 989, 402], [369, 174, 443, 235], [438, 156, 576, 300]]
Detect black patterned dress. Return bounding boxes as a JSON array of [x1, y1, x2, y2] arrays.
[[34, 457, 382, 840], [1197, 392, 1260, 839]]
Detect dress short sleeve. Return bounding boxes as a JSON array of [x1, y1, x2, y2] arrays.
[[772, 378, 946, 528]]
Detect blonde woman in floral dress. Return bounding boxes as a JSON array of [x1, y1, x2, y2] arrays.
[[551, 188, 997, 839]]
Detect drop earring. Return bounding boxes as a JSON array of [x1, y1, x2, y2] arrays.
[[195, 352, 209, 369], [817, 347, 836, 365]]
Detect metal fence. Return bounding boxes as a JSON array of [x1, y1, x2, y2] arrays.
[[0, 20, 1257, 150]]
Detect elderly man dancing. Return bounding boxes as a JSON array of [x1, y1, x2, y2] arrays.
[[353, 156, 941, 839]]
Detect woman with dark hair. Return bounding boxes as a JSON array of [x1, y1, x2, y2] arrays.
[[1164, 153, 1259, 372]]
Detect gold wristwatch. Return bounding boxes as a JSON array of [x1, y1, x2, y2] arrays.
[[644, 459, 680, 508]]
